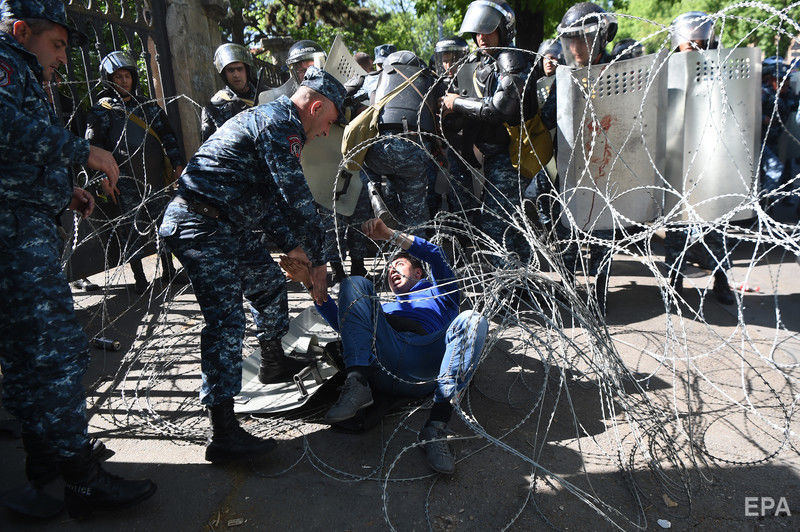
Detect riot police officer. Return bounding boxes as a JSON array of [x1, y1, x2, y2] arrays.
[[440, 1, 536, 265], [158, 67, 346, 463], [537, 39, 562, 78], [85, 51, 185, 294], [258, 39, 327, 104], [539, 2, 617, 312], [201, 43, 257, 142], [662, 11, 736, 306], [610, 38, 643, 61], [358, 50, 441, 237], [0, 0, 155, 518]]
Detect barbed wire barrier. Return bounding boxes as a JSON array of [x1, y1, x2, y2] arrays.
[[52, 4, 800, 529]]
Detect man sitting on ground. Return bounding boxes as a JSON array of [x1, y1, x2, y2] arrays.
[[282, 218, 488, 474]]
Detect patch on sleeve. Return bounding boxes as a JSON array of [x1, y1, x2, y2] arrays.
[[287, 134, 302, 159], [0, 60, 12, 87]]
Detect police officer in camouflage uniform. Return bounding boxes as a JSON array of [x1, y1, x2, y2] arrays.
[[664, 11, 735, 305], [158, 67, 346, 463], [441, 1, 536, 265], [0, 0, 156, 518], [85, 50, 185, 293], [201, 43, 257, 142]]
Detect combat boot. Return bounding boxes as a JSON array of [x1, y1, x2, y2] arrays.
[[61, 447, 156, 519], [130, 258, 148, 294], [257, 337, 307, 384], [0, 431, 64, 519], [713, 271, 735, 305], [350, 257, 367, 278], [205, 398, 277, 463]]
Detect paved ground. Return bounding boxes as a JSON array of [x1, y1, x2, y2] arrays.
[[1, 229, 799, 531]]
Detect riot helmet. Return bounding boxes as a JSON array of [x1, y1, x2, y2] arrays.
[[670, 12, 717, 52], [374, 44, 397, 68], [459, 1, 516, 47], [100, 51, 139, 96], [557, 3, 617, 68], [611, 38, 643, 61], [433, 36, 469, 76], [213, 43, 254, 88], [538, 39, 563, 76], [287, 40, 327, 83], [762, 56, 790, 80]]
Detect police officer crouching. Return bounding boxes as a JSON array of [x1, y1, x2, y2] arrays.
[[201, 43, 257, 142], [0, 0, 156, 519], [158, 67, 346, 463], [440, 1, 536, 265]]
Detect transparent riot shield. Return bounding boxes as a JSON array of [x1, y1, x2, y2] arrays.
[[556, 52, 668, 231], [300, 34, 367, 215], [664, 47, 761, 222]]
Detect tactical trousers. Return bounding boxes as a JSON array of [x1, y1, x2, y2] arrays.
[[362, 136, 435, 231], [664, 226, 730, 274], [556, 223, 614, 277], [337, 276, 488, 402], [159, 200, 288, 406], [0, 208, 90, 458], [481, 152, 532, 262]]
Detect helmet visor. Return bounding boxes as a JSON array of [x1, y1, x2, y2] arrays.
[[671, 14, 715, 51], [289, 52, 327, 83], [560, 28, 603, 68], [434, 49, 468, 76], [459, 2, 503, 37]]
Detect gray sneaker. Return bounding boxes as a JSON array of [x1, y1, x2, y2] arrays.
[[324, 373, 374, 423], [418, 421, 455, 474]]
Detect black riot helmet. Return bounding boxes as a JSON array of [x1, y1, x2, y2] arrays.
[[374, 44, 397, 67], [459, 1, 516, 47], [670, 11, 718, 52], [611, 38, 643, 61], [557, 2, 617, 67], [213, 43, 254, 85], [433, 36, 469, 76], [286, 40, 327, 83], [99, 51, 139, 95]]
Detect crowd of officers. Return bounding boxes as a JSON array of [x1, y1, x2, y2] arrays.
[[1, 0, 797, 521]]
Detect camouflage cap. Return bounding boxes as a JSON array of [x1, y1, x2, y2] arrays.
[[301, 65, 347, 123], [0, 0, 87, 46]]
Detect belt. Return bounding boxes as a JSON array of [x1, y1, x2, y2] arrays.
[[174, 194, 223, 220]]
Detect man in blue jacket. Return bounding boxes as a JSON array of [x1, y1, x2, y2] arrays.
[[287, 217, 488, 474]]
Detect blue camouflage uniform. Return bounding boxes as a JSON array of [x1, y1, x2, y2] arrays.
[[761, 83, 799, 194], [0, 20, 91, 458], [159, 68, 345, 406]]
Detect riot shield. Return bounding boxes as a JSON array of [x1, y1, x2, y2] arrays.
[[556, 52, 668, 231], [299, 35, 366, 215], [257, 78, 297, 105], [664, 47, 761, 222]]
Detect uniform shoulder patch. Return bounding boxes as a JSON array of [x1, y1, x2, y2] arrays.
[[0, 59, 13, 87], [288, 134, 302, 159]]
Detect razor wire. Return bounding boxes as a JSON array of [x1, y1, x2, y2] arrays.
[[49, 3, 800, 530]]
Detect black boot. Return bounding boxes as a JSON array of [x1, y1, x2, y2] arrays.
[[0, 432, 65, 519], [713, 271, 735, 305], [350, 257, 367, 278], [330, 261, 346, 285], [61, 447, 156, 519], [670, 271, 684, 296], [205, 398, 277, 463], [130, 259, 148, 294], [257, 337, 307, 384]]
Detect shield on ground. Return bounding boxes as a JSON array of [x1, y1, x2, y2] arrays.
[[664, 47, 761, 222], [556, 52, 668, 231]]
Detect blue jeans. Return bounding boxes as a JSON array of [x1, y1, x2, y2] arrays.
[[337, 276, 488, 403]]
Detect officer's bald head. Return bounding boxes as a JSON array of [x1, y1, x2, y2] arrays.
[[291, 86, 339, 139]]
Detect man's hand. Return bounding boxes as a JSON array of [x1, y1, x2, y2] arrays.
[[279, 255, 311, 287], [286, 246, 311, 267], [439, 92, 459, 113], [87, 146, 120, 203], [362, 217, 393, 241], [310, 264, 328, 305], [69, 187, 95, 219]]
